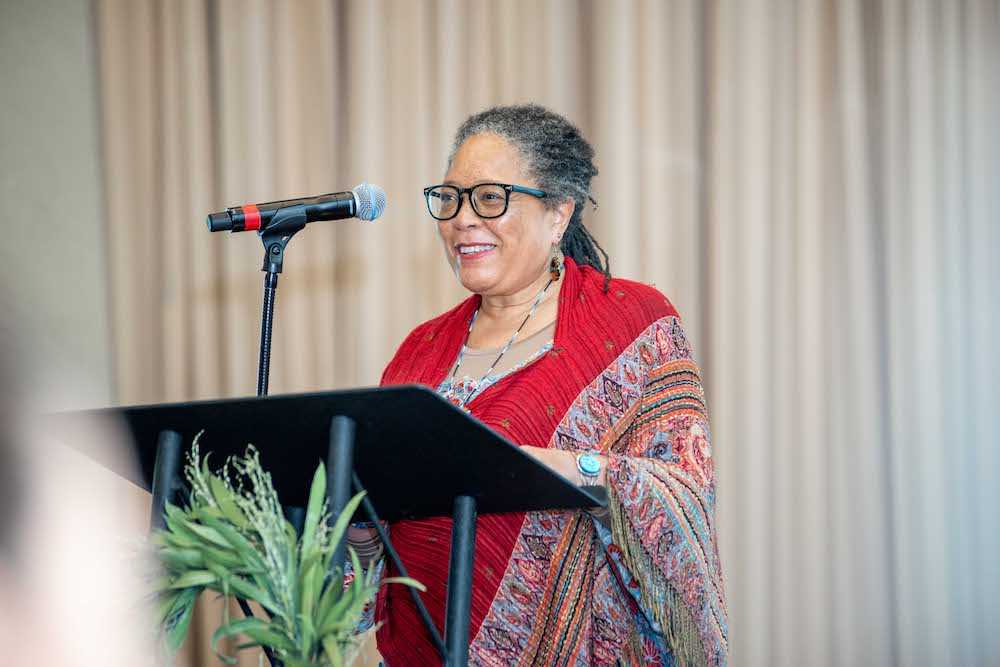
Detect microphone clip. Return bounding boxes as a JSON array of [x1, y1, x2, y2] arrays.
[[259, 204, 308, 274]]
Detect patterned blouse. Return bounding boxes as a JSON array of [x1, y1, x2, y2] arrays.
[[437, 339, 554, 408]]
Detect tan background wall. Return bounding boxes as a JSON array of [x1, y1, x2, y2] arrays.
[[0, 0, 112, 409]]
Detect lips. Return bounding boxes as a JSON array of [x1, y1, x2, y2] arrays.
[[455, 243, 497, 260]]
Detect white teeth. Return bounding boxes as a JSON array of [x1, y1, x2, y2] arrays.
[[458, 244, 495, 254]]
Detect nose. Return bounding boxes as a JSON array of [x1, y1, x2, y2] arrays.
[[451, 192, 481, 229]]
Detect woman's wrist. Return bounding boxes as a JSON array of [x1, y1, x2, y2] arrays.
[[518, 445, 608, 486], [570, 451, 608, 486]]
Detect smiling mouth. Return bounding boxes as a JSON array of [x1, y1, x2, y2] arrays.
[[456, 244, 497, 259]]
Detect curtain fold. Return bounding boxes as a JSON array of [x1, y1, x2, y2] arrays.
[[96, 1, 1000, 664]]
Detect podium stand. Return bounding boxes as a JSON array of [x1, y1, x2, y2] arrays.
[[52, 385, 605, 666]]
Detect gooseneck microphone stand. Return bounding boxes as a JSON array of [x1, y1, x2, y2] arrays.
[[255, 205, 308, 397]]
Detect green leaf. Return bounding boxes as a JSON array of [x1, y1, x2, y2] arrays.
[[200, 451, 213, 486], [348, 548, 364, 591], [169, 570, 218, 589], [197, 514, 265, 571], [298, 551, 324, 620], [200, 543, 245, 571], [241, 624, 297, 653], [182, 520, 231, 549], [164, 502, 187, 525], [194, 504, 226, 520], [164, 587, 199, 651], [319, 584, 354, 636], [318, 558, 372, 637], [283, 518, 299, 612], [158, 547, 205, 572], [209, 474, 249, 528], [210, 617, 268, 664], [161, 528, 199, 550], [284, 518, 299, 558], [299, 611, 317, 656], [300, 462, 326, 559], [163, 504, 201, 546], [381, 576, 427, 592], [228, 576, 281, 616], [204, 560, 231, 587], [210, 617, 298, 660], [326, 491, 367, 561], [155, 591, 180, 626], [315, 571, 344, 630], [323, 635, 345, 667]]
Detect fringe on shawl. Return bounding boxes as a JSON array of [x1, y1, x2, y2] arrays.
[[608, 480, 710, 667]]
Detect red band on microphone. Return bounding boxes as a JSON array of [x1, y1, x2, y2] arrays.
[[243, 204, 261, 231]]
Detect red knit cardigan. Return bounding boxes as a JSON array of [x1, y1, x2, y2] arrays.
[[375, 257, 727, 665]]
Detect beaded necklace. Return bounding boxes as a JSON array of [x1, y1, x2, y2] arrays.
[[449, 276, 555, 407]]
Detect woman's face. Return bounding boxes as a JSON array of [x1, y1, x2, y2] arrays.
[[437, 133, 566, 298]]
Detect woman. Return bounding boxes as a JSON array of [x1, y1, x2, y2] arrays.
[[374, 104, 727, 665]]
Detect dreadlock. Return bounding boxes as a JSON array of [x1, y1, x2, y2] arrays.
[[561, 212, 611, 291], [450, 104, 612, 290]]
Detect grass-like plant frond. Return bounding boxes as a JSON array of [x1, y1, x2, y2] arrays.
[[152, 436, 423, 666]]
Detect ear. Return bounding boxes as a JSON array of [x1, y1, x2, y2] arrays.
[[549, 199, 575, 244]]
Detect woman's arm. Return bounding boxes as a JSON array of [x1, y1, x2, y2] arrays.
[[519, 446, 608, 486]]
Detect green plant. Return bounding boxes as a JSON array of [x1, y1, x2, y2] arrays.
[[152, 438, 421, 666]]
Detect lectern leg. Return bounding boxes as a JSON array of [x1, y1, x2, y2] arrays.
[[327, 415, 356, 572], [445, 494, 477, 667], [149, 429, 182, 531]]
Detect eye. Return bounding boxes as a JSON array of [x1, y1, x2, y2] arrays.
[[433, 191, 457, 203]]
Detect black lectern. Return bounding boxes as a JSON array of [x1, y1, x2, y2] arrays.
[[53, 385, 605, 667]]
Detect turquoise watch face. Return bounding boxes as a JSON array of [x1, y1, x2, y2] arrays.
[[577, 453, 601, 477]]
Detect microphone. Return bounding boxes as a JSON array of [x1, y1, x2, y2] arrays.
[[206, 182, 387, 232]]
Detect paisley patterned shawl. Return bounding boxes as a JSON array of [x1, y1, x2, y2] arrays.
[[376, 258, 728, 665]]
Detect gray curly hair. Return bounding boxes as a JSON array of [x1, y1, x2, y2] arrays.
[[449, 104, 611, 287]]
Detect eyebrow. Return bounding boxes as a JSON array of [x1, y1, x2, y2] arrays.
[[440, 179, 501, 187]]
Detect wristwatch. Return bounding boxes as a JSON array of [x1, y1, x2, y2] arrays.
[[576, 452, 602, 482]]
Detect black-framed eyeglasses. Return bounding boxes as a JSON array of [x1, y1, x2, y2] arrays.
[[423, 183, 547, 221]]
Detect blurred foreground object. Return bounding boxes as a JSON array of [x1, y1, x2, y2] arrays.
[[0, 326, 156, 666]]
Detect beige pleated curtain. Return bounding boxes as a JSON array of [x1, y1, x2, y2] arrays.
[[96, 1, 1000, 665]]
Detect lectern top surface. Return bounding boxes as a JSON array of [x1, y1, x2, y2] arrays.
[[50, 386, 605, 521]]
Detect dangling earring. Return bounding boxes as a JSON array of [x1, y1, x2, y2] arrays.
[[549, 245, 564, 281]]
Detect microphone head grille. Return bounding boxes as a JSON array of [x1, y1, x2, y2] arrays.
[[352, 182, 387, 221]]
